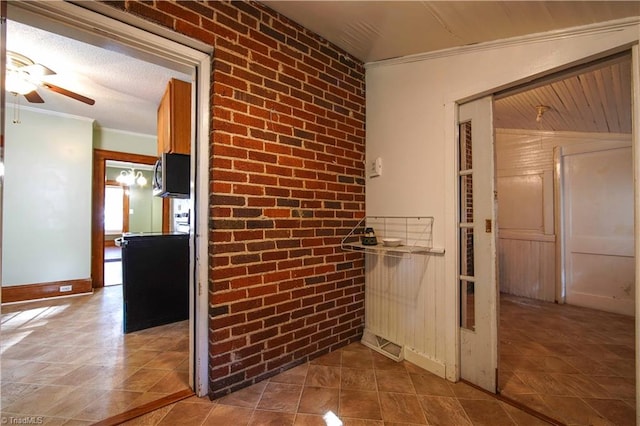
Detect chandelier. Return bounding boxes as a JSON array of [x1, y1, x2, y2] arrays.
[[116, 169, 148, 187]]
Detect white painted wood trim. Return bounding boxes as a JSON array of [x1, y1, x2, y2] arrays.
[[366, 17, 640, 68], [631, 44, 640, 426], [553, 147, 565, 304], [444, 101, 459, 382], [498, 231, 555, 243], [404, 346, 446, 379], [7, 0, 212, 397]]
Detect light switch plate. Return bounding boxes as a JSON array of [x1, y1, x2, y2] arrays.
[[369, 157, 382, 178]]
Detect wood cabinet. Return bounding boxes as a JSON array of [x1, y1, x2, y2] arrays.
[[157, 78, 191, 155]]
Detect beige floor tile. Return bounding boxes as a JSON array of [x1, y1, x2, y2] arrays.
[[340, 419, 384, 426], [120, 404, 175, 426], [271, 364, 308, 385], [115, 368, 170, 392], [448, 382, 494, 400], [341, 367, 376, 390], [499, 402, 551, 426], [339, 389, 382, 420], [411, 372, 455, 397], [590, 375, 636, 399], [540, 395, 609, 425], [418, 395, 472, 425], [256, 382, 302, 413], [217, 381, 268, 408], [371, 352, 406, 371], [202, 404, 253, 425], [0, 286, 190, 425], [297, 386, 339, 415], [458, 399, 516, 426], [148, 370, 190, 394], [73, 389, 143, 421], [375, 369, 415, 393], [500, 294, 636, 423], [584, 397, 637, 425], [341, 349, 374, 369], [249, 409, 295, 426], [154, 401, 212, 425], [378, 391, 426, 424], [293, 413, 327, 426], [304, 365, 341, 388]]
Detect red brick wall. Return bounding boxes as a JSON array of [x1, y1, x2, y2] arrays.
[[101, 1, 366, 398]]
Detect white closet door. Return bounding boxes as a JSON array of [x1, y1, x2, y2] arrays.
[[562, 142, 634, 316]]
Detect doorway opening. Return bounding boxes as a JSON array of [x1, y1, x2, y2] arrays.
[[493, 52, 635, 423], [103, 160, 161, 286], [3, 1, 212, 418]]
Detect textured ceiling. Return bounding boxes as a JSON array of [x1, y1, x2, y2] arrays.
[[6, 19, 189, 135]]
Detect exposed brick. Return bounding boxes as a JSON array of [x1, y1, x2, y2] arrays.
[[107, 0, 366, 399]]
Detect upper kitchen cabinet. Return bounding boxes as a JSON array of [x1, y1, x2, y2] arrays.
[[157, 78, 191, 155]]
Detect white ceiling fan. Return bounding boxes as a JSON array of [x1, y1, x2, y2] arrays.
[[5, 50, 95, 105]]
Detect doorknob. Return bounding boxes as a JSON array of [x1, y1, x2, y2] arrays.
[[485, 219, 492, 233]]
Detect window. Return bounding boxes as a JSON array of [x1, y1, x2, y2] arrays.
[[105, 185, 125, 233]]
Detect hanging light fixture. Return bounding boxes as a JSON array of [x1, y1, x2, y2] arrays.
[[116, 168, 147, 187], [535, 105, 550, 123]]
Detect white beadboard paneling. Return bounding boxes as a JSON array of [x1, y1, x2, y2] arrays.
[[497, 175, 544, 231], [498, 237, 556, 302], [496, 129, 632, 302], [364, 252, 446, 374], [494, 54, 632, 133]]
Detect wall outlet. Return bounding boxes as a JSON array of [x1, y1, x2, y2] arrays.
[[59, 285, 73, 292]]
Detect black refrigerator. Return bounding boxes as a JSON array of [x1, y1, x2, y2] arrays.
[[118, 233, 189, 333]]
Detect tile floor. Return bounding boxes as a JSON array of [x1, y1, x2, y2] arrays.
[[123, 342, 550, 426], [1, 286, 190, 424], [500, 294, 636, 425]]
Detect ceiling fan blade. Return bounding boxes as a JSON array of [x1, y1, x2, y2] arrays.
[[23, 63, 56, 77], [24, 90, 45, 103], [42, 83, 95, 105]]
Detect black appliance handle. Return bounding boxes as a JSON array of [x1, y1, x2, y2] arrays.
[[152, 158, 162, 188]]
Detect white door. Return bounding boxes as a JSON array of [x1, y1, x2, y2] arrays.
[[458, 97, 498, 392], [561, 141, 634, 316]]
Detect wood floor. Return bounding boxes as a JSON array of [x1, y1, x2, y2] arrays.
[[1, 286, 190, 424], [500, 294, 635, 425]]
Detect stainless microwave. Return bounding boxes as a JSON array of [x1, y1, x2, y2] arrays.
[[152, 152, 190, 198]]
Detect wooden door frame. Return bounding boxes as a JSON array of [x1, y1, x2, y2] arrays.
[[92, 149, 169, 288]]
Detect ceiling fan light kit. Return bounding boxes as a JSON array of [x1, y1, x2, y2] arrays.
[[5, 50, 95, 105]]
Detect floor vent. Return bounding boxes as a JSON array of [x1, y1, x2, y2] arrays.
[[361, 329, 403, 362]]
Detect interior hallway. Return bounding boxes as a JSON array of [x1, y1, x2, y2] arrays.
[[1, 286, 190, 424], [500, 294, 635, 425]]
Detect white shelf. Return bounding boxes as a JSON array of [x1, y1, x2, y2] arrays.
[[342, 242, 444, 256]]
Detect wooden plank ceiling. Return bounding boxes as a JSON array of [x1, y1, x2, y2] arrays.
[[494, 54, 632, 133]]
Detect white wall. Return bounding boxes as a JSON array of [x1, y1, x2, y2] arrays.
[[2, 108, 94, 286], [365, 20, 640, 380], [93, 127, 156, 156]]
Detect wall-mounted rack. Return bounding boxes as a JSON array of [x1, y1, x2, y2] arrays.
[[341, 216, 444, 258]]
